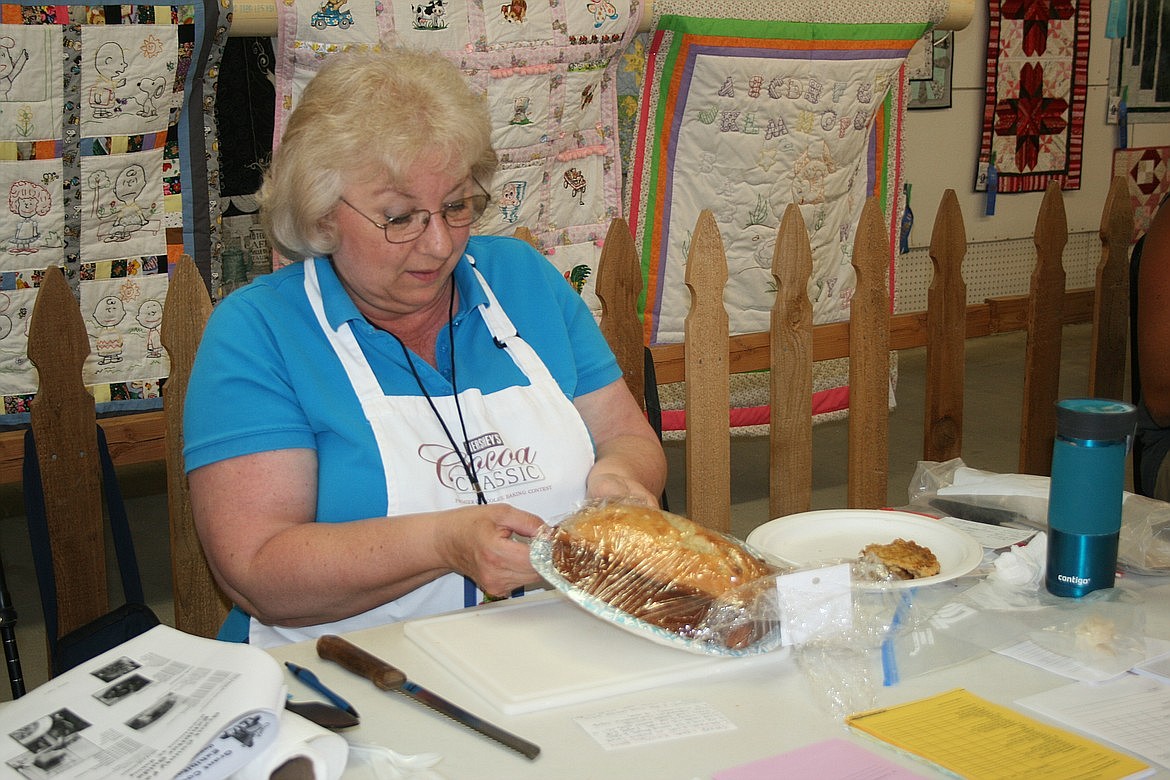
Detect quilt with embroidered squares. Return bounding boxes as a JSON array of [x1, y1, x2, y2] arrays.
[[0, 0, 225, 420], [271, 0, 642, 309]]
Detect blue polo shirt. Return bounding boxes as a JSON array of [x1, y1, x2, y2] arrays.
[[183, 235, 620, 531]]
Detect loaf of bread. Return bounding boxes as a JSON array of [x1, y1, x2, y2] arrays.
[[550, 502, 774, 649]]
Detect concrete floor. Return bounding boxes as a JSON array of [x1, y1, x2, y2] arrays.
[[0, 323, 1103, 700]]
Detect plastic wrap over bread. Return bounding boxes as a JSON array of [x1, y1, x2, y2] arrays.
[[530, 500, 783, 656]]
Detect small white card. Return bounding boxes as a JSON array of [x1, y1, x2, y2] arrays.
[[1131, 648, 1170, 684], [775, 563, 853, 646], [573, 700, 736, 750]]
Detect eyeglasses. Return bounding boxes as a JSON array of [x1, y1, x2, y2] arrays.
[[339, 186, 491, 244]]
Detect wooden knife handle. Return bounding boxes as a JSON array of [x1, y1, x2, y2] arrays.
[[317, 634, 407, 691]]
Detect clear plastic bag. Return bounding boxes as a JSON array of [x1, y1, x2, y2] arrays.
[[779, 566, 988, 717], [876, 587, 989, 686], [532, 499, 784, 654], [1026, 596, 1148, 677], [907, 458, 1170, 574]]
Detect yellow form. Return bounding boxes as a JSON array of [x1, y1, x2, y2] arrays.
[[846, 688, 1151, 780]]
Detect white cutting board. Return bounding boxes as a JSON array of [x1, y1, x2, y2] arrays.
[[403, 593, 789, 714]]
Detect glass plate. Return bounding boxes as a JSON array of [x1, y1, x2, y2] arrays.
[[529, 535, 784, 657]]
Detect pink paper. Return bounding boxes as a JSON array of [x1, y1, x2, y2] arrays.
[[714, 738, 928, 780]]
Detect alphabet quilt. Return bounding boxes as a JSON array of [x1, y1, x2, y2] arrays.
[[629, 15, 927, 344], [624, 2, 937, 425], [0, 0, 225, 420]]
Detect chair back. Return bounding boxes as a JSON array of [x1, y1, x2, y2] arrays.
[[923, 190, 968, 462], [1089, 175, 1135, 402], [0, 547, 24, 697], [25, 266, 109, 641], [1018, 182, 1068, 475], [595, 217, 646, 409], [161, 255, 230, 638]]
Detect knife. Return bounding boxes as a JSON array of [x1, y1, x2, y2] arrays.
[[928, 497, 1032, 528], [316, 634, 541, 761]]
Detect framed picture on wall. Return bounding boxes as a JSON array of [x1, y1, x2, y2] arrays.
[[907, 29, 953, 110]]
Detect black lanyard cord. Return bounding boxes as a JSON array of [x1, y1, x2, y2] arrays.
[[389, 280, 488, 505]]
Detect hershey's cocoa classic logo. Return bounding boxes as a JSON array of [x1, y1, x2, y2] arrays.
[[418, 431, 545, 495]]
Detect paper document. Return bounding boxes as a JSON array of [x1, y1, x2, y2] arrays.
[[997, 637, 1170, 684], [939, 516, 1036, 549], [0, 625, 285, 780], [1132, 653, 1170, 685], [1016, 675, 1170, 770], [846, 688, 1151, 780]]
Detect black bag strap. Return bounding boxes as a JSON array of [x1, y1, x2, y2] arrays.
[[642, 346, 669, 512], [23, 424, 146, 651], [22, 429, 58, 647], [96, 425, 146, 605]]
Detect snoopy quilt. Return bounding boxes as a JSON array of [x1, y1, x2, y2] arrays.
[[0, 1, 225, 420]]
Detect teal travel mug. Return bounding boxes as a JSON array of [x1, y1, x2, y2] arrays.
[[1045, 399, 1136, 598]]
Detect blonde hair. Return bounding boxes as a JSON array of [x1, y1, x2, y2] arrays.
[[259, 47, 497, 261]]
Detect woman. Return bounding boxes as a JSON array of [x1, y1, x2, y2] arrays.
[[1137, 196, 1170, 501], [183, 47, 666, 647]]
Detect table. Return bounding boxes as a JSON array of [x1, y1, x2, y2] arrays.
[[268, 579, 1170, 779]]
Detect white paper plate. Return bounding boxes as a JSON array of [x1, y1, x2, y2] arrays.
[[530, 535, 784, 657], [745, 509, 984, 588]]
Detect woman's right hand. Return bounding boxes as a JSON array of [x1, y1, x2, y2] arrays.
[[433, 503, 546, 598]]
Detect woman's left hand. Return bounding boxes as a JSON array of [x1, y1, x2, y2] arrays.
[[575, 378, 667, 509], [586, 471, 659, 507]]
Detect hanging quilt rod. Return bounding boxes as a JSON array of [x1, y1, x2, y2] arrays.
[[227, 0, 973, 37]]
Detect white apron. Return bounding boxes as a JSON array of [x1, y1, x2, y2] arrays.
[[249, 257, 595, 647]]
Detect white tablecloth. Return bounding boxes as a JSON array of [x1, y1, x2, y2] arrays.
[[268, 580, 1170, 779]]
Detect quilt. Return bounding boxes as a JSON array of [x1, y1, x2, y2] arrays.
[[629, 15, 927, 344], [0, 0, 225, 421], [271, 0, 643, 308], [1109, 0, 1170, 124], [626, 3, 937, 427], [1112, 145, 1170, 243], [976, 0, 1090, 194]]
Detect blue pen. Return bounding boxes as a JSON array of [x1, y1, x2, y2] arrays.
[[285, 661, 360, 718]]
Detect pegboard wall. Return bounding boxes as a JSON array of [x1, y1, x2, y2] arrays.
[[892, 231, 1099, 315]]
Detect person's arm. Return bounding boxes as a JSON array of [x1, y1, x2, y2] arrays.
[[575, 378, 667, 506], [188, 448, 544, 627], [1139, 202, 1170, 426]]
